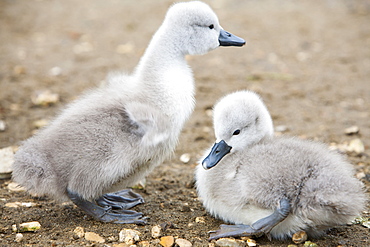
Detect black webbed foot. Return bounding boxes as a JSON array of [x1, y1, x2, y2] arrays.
[[209, 197, 291, 240], [67, 189, 147, 224], [95, 189, 145, 212]]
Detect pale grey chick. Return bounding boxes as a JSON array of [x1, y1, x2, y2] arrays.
[[196, 90, 366, 239], [12, 1, 245, 224]]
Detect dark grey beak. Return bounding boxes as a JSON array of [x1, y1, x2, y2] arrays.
[[219, 29, 246, 47], [202, 140, 232, 170]]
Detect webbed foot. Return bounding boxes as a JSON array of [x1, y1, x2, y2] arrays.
[[95, 189, 145, 211], [67, 189, 147, 224], [209, 197, 290, 240]]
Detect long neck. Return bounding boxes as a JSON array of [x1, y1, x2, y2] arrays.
[[134, 25, 185, 80], [132, 25, 195, 128]]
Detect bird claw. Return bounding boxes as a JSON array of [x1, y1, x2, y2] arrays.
[[96, 189, 145, 211], [67, 189, 147, 224], [98, 209, 148, 225]]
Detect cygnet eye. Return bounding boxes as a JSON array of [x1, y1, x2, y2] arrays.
[[233, 129, 241, 135], [208, 24, 214, 29]]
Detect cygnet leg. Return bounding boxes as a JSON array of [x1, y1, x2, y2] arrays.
[[209, 198, 290, 240], [95, 189, 145, 211], [67, 189, 147, 224]]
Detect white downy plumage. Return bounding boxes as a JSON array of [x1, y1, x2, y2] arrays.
[[13, 1, 245, 204], [196, 90, 366, 239]]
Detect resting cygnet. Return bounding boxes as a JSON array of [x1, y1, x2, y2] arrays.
[[12, 1, 245, 224], [196, 91, 366, 240]]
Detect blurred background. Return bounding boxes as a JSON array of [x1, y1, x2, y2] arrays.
[[0, 0, 369, 246]]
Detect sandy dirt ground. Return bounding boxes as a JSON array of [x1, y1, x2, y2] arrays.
[[1, 0, 369, 246]]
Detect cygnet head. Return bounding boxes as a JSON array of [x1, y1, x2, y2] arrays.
[[203, 91, 273, 169], [162, 1, 245, 55]]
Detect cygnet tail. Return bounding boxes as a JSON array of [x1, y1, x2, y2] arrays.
[[12, 142, 68, 202]]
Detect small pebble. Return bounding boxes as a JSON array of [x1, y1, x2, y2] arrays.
[[12, 224, 17, 232], [362, 220, 370, 228], [33, 119, 49, 129], [21, 202, 38, 207], [275, 125, 289, 133], [151, 225, 162, 238], [352, 216, 370, 228], [49, 66, 62, 76], [5, 202, 38, 208], [344, 125, 359, 135], [7, 182, 26, 192], [246, 238, 257, 247], [356, 171, 366, 179], [73, 226, 85, 239], [132, 179, 146, 189], [330, 139, 365, 154], [160, 236, 174, 247], [61, 201, 74, 206], [215, 238, 245, 247], [180, 153, 191, 164], [19, 221, 41, 232], [348, 138, 365, 154], [195, 217, 205, 223], [303, 241, 318, 247], [0, 120, 6, 132], [119, 229, 141, 244], [0, 146, 15, 179], [205, 109, 213, 117], [175, 238, 192, 247], [85, 232, 105, 243], [292, 231, 307, 244], [31, 90, 60, 106], [15, 233, 23, 242]]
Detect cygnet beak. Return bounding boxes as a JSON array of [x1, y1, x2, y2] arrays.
[[202, 140, 232, 170], [219, 30, 246, 47]]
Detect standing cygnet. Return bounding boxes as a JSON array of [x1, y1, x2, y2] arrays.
[[196, 91, 366, 240], [12, 1, 245, 224]]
